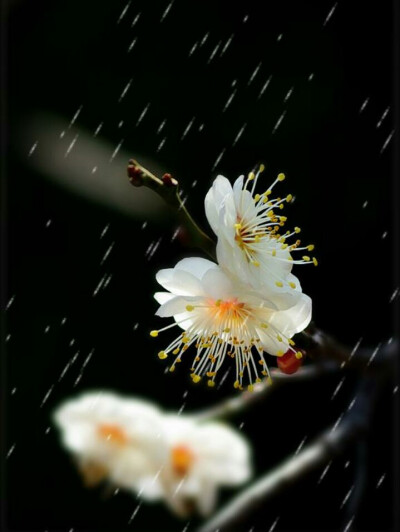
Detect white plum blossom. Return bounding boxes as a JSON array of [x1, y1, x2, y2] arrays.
[[53, 391, 251, 516], [152, 415, 251, 516], [53, 391, 165, 491], [204, 165, 317, 301], [152, 257, 311, 390]]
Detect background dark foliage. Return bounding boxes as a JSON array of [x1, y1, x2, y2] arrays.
[[3, 0, 398, 531]]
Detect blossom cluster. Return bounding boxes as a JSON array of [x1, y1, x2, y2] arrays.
[[152, 167, 316, 390], [54, 391, 251, 516]]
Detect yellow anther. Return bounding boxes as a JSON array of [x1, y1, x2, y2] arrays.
[[272, 249, 276, 257], [289, 339, 295, 346], [280, 216, 287, 222], [191, 374, 201, 383], [248, 172, 255, 181], [277, 173, 286, 181], [261, 323, 268, 328], [279, 204, 284, 210], [259, 163, 265, 172], [207, 379, 215, 387], [302, 255, 311, 262], [313, 257, 318, 266], [254, 235, 261, 243], [277, 350, 284, 357], [215, 299, 222, 306], [247, 384, 254, 392], [295, 351, 303, 360], [258, 359, 265, 365], [275, 281, 283, 287], [234, 380, 240, 389], [256, 377, 262, 383], [295, 227, 301, 233], [281, 244, 288, 250], [286, 194, 293, 202], [173, 348, 180, 355], [234, 223, 242, 230], [223, 327, 231, 333], [206, 371, 216, 377], [252, 261, 260, 267], [265, 189, 272, 196], [158, 351, 168, 359], [182, 336, 190, 344], [186, 305, 194, 312], [169, 366, 175, 372], [289, 282, 296, 289], [266, 376, 273, 385], [255, 193, 261, 202], [307, 244, 315, 251], [277, 335, 283, 342], [150, 330, 159, 337]]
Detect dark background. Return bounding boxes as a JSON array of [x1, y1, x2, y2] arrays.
[[3, 0, 398, 531]]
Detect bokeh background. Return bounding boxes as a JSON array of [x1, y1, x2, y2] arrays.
[[4, 0, 398, 530]]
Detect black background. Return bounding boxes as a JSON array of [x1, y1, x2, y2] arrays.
[[3, 0, 398, 531]]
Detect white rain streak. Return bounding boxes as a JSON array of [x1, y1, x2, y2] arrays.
[[109, 139, 124, 162], [160, 0, 174, 22], [318, 460, 332, 483], [308, 73, 314, 81], [44, 325, 50, 334], [45, 427, 51, 434], [223, 89, 237, 111], [323, 2, 338, 26], [376, 473, 386, 488], [272, 111, 286, 134], [171, 227, 180, 242], [70, 338, 76, 346], [269, 516, 280, 532], [284, 86, 294, 102], [74, 349, 95, 387], [64, 134, 79, 158], [366, 342, 381, 367], [29, 141, 38, 156], [393, 385, 398, 394], [114, 488, 120, 496], [104, 274, 113, 288], [341, 337, 362, 368], [137, 103, 150, 125], [11, 387, 17, 395], [157, 137, 166, 152], [294, 436, 307, 455], [101, 242, 115, 264], [141, 221, 147, 229], [69, 105, 83, 127], [148, 237, 162, 260], [41, 385, 54, 407], [6, 295, 15, 310], [128, 502, 142, 523], [58, 360, 71, 382], [181, 117, 195, 140], [198, 123, 204, 132], [343, 517, 354, 532], [248, 62, 262, 85], [61, 317, 67, 325], [277, 33, 282, 41], [239, 422, 245, 430], [212, 148, 225, 170], [6, 334, 11, 342], [331, 377, 346, 400], [181, 522, 191, 532], [131, 13, 141, 27], [220, 34, 234, 56], [60, 130, 65, 138], [7, 444, 15, 459], [380, 129, 394, 154], [94, 122, 103, 136], [331, 413, 344, 433], [340, 485, 354, 508], [128, 38, 137, 52], [133, 322, 139, 331], [243, 15, 249, 23], [119, 79, 133, 102], [377, 106, 390, 128], [157, 119, 166, 134], [359, 97, 369, 113], [232, 124, 247, 146], [100, 224, 110, 238], [117, 1, 131, 23], [362, 200, 368, 208], [200, 32, 209, 47], [381, 230, 388, 239], [347, 396, 356, 412], [344, 461, 350, 469], [231, 79, 237, 87], [93, 274, 107, 296], [189, 41, 198, 56], [182, 390, 188, 399], [217, 368, 231, 389], [46, 219, 52, 227], [389, 287, 399, 302], [173, 477, 186, 497], [178, 402, 186, 415], [208, 41, 222, 64]]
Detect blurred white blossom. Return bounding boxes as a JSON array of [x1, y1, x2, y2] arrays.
[[53, 391, 251, 516], [152, 257, 311, 389]]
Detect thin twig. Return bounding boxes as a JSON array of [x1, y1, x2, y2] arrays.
[[127, 159, 216, 258]]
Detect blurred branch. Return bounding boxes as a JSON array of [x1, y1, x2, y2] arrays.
[[127, 159, 216, 258], [198, 374, 383, 532], [194, 361, 337, 422]]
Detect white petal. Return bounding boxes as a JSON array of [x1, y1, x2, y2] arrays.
[[154, 292, 175, 305], [204, 175, 233, 235], [268, 293, 312, 336], [232, 174, 244, 209], [155, 296, 198, 317], [156, 268, 204, 296], [201, 268, 234, 300], [175, 257, 218, 280]]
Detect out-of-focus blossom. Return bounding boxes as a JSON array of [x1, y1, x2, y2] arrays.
[[53, 392, 252, 516], [205, 167, 317, 302], [152, 257, 311, 389]]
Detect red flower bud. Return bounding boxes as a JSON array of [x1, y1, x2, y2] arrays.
[[277, 349, 305, 374]]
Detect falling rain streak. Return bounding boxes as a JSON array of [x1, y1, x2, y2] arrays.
[[323, 2, 338, 26], [272, 111, 286, 134], [64, 134, 79, 157]]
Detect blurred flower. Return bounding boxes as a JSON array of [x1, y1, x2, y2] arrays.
[[204, 166, 317, 302], [152, 257, 311, 389], [53, 391, 251, 516], [53, 392, 165, 492]]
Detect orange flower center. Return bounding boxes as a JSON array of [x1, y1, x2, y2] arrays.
[[97, 423, 128, 446], [171, 445, 194, 476]]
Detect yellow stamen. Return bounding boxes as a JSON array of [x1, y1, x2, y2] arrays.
[[150, 330, 158, 337], [158, 351, 168, 359], [277, 173, 286, 181], [186, 305, 194, 311]]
